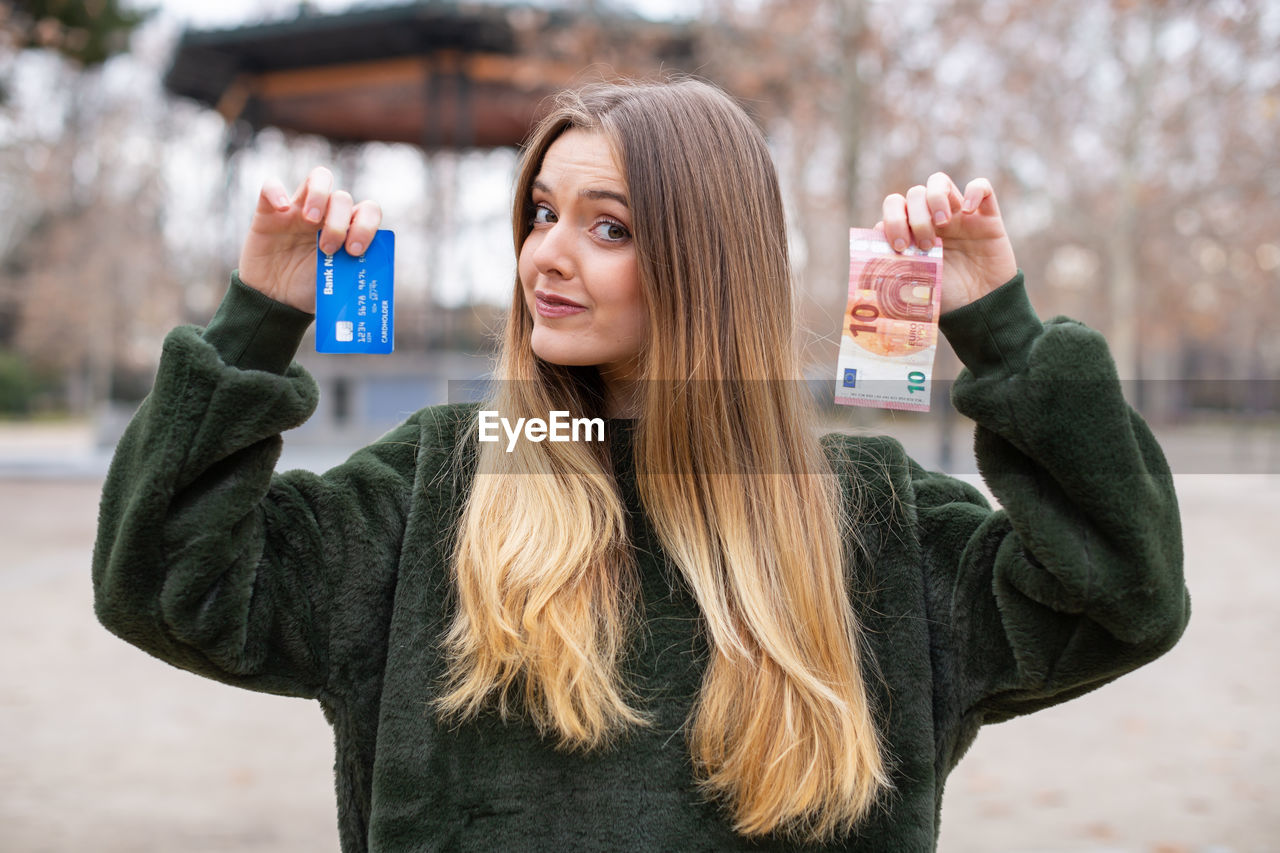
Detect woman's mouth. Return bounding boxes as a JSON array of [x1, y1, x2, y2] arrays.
[[534, 290, 588, 318]]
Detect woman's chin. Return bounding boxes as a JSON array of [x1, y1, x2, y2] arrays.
[[530, 332, 595, 368], [530, 344, 591, 368], [529, 329, 641, 376]]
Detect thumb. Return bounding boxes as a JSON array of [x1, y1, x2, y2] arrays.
[[255, 177, 293, 215]]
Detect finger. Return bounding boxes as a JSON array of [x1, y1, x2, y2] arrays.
[[926, 172, 963, 227], [319, 190, 354, 255], [962, 177, 997, 215], [296, 166, 335, 225], [256, 177, 292, 214], [905, 184, 936, 251], [345, 200, 382, 256], [881, 193, 909, 252]]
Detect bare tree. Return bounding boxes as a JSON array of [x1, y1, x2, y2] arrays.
[[698, 0, 1279, 416]]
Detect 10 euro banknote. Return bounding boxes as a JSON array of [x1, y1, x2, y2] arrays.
[[835, 228, 943, 412]]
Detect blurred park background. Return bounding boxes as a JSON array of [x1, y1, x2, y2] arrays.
[[0, 0, 1276, 851]]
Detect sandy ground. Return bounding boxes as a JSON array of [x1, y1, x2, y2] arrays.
[[1, 442, 1277, 851]]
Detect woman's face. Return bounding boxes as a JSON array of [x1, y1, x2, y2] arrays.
[[518, 128, 645, 385]]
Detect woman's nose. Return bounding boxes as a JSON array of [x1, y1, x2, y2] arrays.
[[529, 220, 576, 280]]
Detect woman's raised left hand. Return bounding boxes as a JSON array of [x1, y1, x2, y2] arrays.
[[877, 173, 1018, 314]]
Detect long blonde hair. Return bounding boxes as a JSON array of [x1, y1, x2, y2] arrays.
[[435, 79, 891, 841]]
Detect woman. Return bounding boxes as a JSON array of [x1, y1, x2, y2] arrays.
[[93, 79, 1189, 851]]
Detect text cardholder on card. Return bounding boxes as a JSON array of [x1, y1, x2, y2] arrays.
[[315, 229, 395, 354]]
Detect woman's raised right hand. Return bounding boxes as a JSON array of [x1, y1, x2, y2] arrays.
[[237, 166, 382, 313]]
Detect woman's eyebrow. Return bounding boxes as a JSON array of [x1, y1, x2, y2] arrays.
[[531, 179, 628, 208], [581, 188, 629, 208]]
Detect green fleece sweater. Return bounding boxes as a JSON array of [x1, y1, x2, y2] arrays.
[[93, 271, 1189, 852]]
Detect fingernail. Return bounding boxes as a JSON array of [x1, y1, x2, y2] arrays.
[[275, 196, 291, 210], [933, 210, 947, 225], [306, 207, 322, 223], [918, 238, 933, 251], [893, 239, 907, 252], [349, 242, 364, 255]]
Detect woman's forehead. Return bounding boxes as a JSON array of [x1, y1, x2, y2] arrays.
[[534, 128, 626, 195]]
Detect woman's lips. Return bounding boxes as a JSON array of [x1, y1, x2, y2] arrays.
[[534, 291, 587, 318]]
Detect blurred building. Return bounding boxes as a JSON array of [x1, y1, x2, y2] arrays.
[[163, 1, 699, 149]]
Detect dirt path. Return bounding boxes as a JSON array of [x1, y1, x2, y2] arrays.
[[1, 475, 1276, 852]]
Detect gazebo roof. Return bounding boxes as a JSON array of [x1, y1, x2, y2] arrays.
[[163, 1, 700, 149]]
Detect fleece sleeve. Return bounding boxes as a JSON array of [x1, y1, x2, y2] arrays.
[[92, 273, 422, 700], [914, 272, 1190, 726]]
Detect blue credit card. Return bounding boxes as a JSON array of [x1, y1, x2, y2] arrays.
[[315, 229, 395, 354]]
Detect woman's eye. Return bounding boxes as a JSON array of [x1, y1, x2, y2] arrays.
[[591, 220, 630, 242], [531, 204, 556, 225]]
